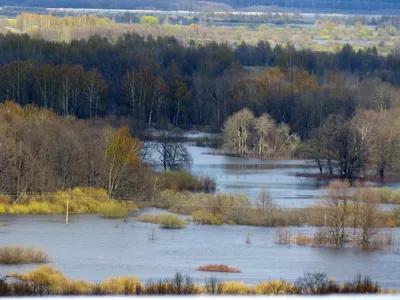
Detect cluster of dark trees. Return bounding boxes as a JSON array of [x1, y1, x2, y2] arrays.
[[1, 33, 400, 141]]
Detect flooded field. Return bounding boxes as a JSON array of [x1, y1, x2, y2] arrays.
[[0, 214, 399, 289]]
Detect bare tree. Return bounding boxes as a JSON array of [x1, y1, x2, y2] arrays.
[[155, 130, 192, 171]]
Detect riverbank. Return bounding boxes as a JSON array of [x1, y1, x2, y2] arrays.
[[0, 265, 390, 295]]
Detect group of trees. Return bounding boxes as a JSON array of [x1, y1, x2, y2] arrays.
[[0, 33, 398, 134], [0, 61, 108, 118], [13, 13, 113, 32], [319, 180, 387, 249], [0, 101, 154, 200], [223, 108, 298, 158], [303, 109, 400, 180]]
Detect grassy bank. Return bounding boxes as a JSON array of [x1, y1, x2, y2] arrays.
[[0, 188, 137, 217], [0, 246, 51, 265], [0, 265, 389, 296]]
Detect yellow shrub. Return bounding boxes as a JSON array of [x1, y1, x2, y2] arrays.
[[98, 202, 128, 219], [256, 280, 297, 295], [100, 276, 142, 295], [218, 282, 253, 295], [192, 210, 224, 225], [9, 265, 94, 295], [0, 188, 137, 215]]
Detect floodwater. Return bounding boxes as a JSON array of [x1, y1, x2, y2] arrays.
[[187, 146, 400, 209], [0, 213, 399, 289]]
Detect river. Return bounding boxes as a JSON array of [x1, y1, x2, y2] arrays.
[[0, 213, 399, 289], [1, 145, 400, 290], [187, 145, 400, 209]]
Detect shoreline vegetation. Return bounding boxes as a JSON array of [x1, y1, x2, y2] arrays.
[[0, 266, 391, 295]]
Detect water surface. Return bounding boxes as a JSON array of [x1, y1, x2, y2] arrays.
[[0, 214, 399, 290]]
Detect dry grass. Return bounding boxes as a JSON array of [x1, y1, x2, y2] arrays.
[[0, 246, 51, 265], [137, 213, 186, 229], [275, 227, 292, 245], [196, 264, 241, 273], [0, 188, 137, 215]]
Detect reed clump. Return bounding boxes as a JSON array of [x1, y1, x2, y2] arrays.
[[196, 264, 241, 273], [98, 202, 128, 219], [0, 246, 51, 265], [137, 213, 185, 229]]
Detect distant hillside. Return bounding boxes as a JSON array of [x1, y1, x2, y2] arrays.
[[2, 0, 400, 13]]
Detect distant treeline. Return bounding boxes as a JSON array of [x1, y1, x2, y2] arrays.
[[0, 33, 399, 139], [4, 0, 400, 12]]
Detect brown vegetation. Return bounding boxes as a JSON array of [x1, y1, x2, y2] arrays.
[[196, 265, 241, 273], [0, 266, 386, 296], [0, 246, 51, 265]]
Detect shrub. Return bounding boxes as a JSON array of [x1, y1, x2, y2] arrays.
[[137, 213, 164, 223], [98, 202, 128, 219], [204, 277, 220, 295], [0, 246, 51, 265], [218, 282, 254, 295], [0, 188, 137, 215], [341, 274, 380, 294], [196, 264, 241, 273], [159, 171, 216, 193], [137, 213, 185, 228], [256, 280, 298, 295], [159, 214, 185, 229], [9, 265, 94, 295], [145, 273, 199, 295], [275, 227, 291, 244], [295, 273, 340, 295], [192, 211, 224, 225], [99, 276, 143, 295]]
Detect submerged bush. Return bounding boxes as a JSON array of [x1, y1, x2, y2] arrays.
[[0, 246, 51, 265], [137, 213, 185, 229], [196, 264, 241, 273], [159, 214, 185, 229], [192, 211, 224, 225], [98, 202, 128, 219], [158, 171, 216, 193]]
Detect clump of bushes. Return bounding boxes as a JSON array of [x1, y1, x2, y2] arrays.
[[158, 171, 216, 193], [353, 187, 400, 204], [98, 202, 128, 219], [256, 280, 297, 295], [217, 282, 253, 295], [0, 188, 137, 215], [137, 213, 185, 229], [196, 264, 241, 273], [159, 214, 185, 229], [99, 276, 142, 295], [192, 211, 224, 225], [0, 266, 385, 296], [0, 246, 51, 265]]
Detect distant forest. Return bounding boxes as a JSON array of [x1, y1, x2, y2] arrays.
[[3, 0, 400, 12]]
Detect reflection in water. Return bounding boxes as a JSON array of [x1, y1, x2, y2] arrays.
[[0, 214, 399, 289]]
